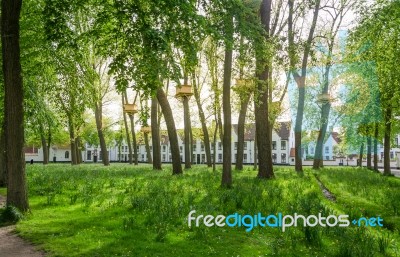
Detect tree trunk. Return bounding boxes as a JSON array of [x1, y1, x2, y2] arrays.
[[193, 79, 212, 167], [39, 124, 49, 165], [128, 115, 138, 165], [221, 17, 233, 187], [68, 118, 78, 165], [253, 132, 258, 170], [144, 132, 152, 164], [288, 0, 321, 172], [255, 0, 274, 179], [2, 0, 29, 210], [373, 123, 378, 171], [121, 95, 133, 164], [213, 121, 218, 173], [367, 126, 372, 170], [183, 96, 191, 169], [151, 96, 162, 170], [75, 137, 82, 164], [359, 142, 364, 167], [383, 107, 392, 175], [156, 88, 182, 174], [235, 96, 250, 171], [0, 126, 7, 187], [47, 129, 51, 162], [95, 102, 110, 166]]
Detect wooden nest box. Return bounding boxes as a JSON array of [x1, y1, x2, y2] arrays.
[[123, 104, 138, 114], [316, 93, 332, 103], [141, 126, 151, 133], [175, 85, 193, 97]]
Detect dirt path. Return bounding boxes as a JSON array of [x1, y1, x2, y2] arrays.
[[0, 196, 46, 257]]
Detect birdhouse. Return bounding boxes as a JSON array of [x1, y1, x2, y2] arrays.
[[141, 126, 151, 133], [316, 93, 332, 103], [123, 104, 138, 114], [175, 85, 193, 97]]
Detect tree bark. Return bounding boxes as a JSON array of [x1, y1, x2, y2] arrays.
[[193, 79, 212, 167], [255, 0, 274, 179], [367, 126, 372, 170], [221, 16, 233, 187], [253, 132, 258, 170], [156, 88, 182, 174], [128, 114, 138, 165], [151, 96, 162, 170], [373, 123, 378, 171], [68, 118, 78, 165], [75, 136, 83, 164], [383, 107, 392, 175], [183, 96, 191, 169], [144, 132, 152, 164], [2, 0, 29, 210], [95, 102, 110, 166], [121, 95, 133, 164], [213, 121, 218, 173], [235, 96, 250, 171], [39, 124, 49, 165], [0, 126, 7, 187], [359, 142, 364, 167]]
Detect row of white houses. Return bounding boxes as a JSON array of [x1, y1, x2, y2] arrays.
[[24, 123, 400, 167]]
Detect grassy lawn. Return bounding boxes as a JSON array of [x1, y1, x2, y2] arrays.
[[1, 164, 399, 256]]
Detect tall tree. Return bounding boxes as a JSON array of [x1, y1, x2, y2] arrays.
[[2, 0, 29, 210]]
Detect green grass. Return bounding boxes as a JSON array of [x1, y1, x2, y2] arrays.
[[0, 187, 6, 196], [5, 164, 400, 256]]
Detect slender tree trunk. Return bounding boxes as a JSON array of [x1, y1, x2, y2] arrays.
[[151, 96, 161, 170], [383, 107, 392, 175], [213, 122, 218, 173], [39, 124, 49, 165], [359, 142, 364, 167], [47, 129, 51, 162], [121, 95, 133, 164], [255, 0, 274, 179], [75, 137, 83, 164], [2, 0, 28, 210], [235, 96, 250, 170], [373, 123, 378, 171], [288, 0, 321, 172], [183, 96, 191, 169], [367, 126, 372, 170], [144, 132, 152, 164], [156, 88, 182, 174], [221, 17, 233, 187], [68, 118, 77, 165], [193, 79, 212, 167], [128, 115, 138, 165], [0, 126, 7, 187], [95, 103, 109, 165]]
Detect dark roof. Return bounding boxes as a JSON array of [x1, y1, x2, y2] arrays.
[[232, 122, 291, 141], [331, 132, 342, 144]]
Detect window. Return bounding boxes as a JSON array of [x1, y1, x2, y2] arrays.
[[142, 154, 144, 161], [193, 144, 197, 151], [218, 142, 222, 150], [325, 156, 329, 160], [201, 143, 205, 151], [125, 146, 128, 152], [211, 144, 214, 150], [281, 141, 286, 150], [87, 150, 92, 160], [99, 151, 102, 160], [211, 154, 214, 161], [169, 155, 171, 161], [244, 142, 247, 150], [65, 151, 69, 159], [310, 147, 314, 155], [390, 152, 394, 159], [179, 146, 183, 152], [272, 153, 277, 163], [163, 145, 166, 152], [272, 141, 277, 150], [281, 153, 286, 163], [244, 154, 247, 162], [325, 146, 329, 154], [137, 146, 139, 151], [162, 154, 166, 161], [180, 155, 182, 161], [235, 154, 237, 162], [234, 142, 238, 150], [218, 154, 222, 162]]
